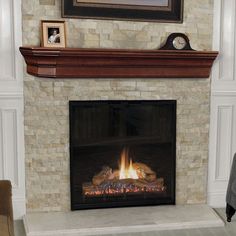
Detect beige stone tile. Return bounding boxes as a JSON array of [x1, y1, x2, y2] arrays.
[[22, 0, 213, 211]]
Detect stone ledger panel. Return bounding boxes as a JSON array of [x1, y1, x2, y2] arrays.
[[22, 0, 213, 212]]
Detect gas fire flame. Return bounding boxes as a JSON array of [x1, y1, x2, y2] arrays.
[[119, 148, 139, 180]]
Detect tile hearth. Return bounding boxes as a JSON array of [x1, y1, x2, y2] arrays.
[[23, 205, 224, 236]]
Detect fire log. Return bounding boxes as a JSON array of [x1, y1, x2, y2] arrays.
[[83, 177, 165, 197], [92, 166, 113, 185], [133, 162, 157, 181]]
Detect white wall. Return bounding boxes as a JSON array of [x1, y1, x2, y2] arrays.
[[208, 0, 236, 207], [0, 0, 25, 219]]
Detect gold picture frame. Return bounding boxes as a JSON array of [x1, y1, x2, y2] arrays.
[[41, 20, 66, 48]]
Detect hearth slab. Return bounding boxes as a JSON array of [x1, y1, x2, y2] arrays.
[[23, 205, 224, 236]]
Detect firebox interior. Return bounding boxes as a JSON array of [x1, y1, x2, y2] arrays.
[[69, 100, 176, 210]]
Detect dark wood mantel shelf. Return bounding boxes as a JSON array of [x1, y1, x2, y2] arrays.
[[19, 47, 218, 79]]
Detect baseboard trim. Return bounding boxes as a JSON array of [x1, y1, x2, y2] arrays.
[[208, 192, 226, 208], [13, 197, 26, 220]]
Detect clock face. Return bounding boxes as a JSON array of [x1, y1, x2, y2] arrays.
[[172, 36, 187, 50]]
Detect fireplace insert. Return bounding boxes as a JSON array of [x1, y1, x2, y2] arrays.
[[69, 100, 176, 210]]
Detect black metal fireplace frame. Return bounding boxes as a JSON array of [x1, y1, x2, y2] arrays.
[[69, 100, 176, 210]]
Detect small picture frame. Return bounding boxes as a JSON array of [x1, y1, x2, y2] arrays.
[[41, 20, 66, 48]]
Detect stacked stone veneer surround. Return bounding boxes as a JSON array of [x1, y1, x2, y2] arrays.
[[22, 0, 213, 212]]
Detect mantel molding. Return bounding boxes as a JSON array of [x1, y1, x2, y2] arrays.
[[19, 47, 218, 79]]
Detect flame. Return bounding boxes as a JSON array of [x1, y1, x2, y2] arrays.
[[119, 148, 139, 180]]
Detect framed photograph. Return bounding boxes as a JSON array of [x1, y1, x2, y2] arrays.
[[62, 0, 183, 22], [41, 20, 66, 48]]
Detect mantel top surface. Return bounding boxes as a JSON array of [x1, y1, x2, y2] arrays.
[[20, 46, 218, 56]]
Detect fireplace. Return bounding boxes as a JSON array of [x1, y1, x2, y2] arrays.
[[69, 100, 176, 210]]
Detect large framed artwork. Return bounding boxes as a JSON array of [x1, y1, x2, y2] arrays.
[[62, 0, 183, 22]]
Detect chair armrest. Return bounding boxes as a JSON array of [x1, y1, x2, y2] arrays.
[[0, 180, 13, 222]]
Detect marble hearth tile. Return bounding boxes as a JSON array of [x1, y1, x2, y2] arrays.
[[23, 205, 224, 236]]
